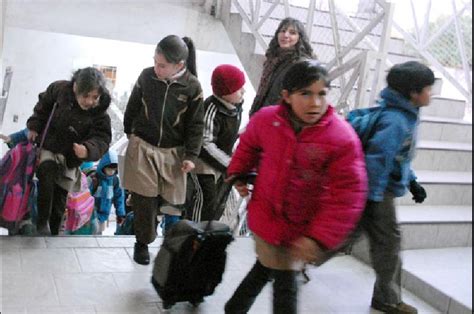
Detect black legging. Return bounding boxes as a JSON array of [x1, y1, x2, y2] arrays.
[[225, 260, 298, 314], [36, 161, 68, 235]]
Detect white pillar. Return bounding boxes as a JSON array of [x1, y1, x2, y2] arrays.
[[0, 0, 6, 89]]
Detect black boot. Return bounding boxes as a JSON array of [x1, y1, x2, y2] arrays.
[[133, 242, 150, 265]]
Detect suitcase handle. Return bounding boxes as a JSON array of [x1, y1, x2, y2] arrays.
[[206, 173, 257, 232]]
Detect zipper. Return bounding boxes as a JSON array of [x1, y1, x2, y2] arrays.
[[158, 83, 170, 146]]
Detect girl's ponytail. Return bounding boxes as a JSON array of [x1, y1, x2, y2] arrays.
[[182, 37, 197, 77]]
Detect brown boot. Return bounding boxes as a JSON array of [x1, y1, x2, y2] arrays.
[[371, 299, 418, 314], [133, 242, 150, 265]]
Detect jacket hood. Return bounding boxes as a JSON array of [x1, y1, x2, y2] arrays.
[[380, 88, 419, 117], [97, 151, 118, 177]]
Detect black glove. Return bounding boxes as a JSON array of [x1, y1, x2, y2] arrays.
[[409, 180, 427, 203]]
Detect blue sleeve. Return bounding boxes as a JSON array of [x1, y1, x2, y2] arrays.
[[409, 169, 417, 182], [8, 128, 29, 148], [113, 176, 126, 217], [365, 113, 408, 202]]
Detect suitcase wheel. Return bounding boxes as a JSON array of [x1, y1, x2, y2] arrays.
[[190, 297, 204, 307], [163, 300, 175, 310]]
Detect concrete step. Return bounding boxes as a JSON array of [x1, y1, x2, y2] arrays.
[[402, 247, 472, 314], [419, 116, 472, 144], [398, 205, 472, 250], [397, 170, 472, 206], [422, 97, 467, 120], [351, 244, 471, 313], [413, 141, 472, 172]]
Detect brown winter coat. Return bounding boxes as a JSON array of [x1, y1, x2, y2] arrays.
[[27, 80, 112, 168]]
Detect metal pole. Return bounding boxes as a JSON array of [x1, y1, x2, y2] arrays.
[[328, 0, 347, 92], [306, 0, 316, 41], [283, 0, 290, 18], [368, 0, 395, 107], [451, 0, 472, 101]]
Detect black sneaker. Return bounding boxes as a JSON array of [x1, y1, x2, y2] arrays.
[[371, 299, 418, 314], [133, 242, 150, 265]]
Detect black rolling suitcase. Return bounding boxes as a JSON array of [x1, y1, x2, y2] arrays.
[[151, 220, 234, 309]]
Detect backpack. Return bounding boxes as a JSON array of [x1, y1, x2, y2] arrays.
[[64, 173, 95, 232], [346, 106, 384, 150], [0, 142, 38, 227]]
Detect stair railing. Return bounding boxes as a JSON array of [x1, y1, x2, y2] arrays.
[[392, 0, 472, 108], [230, 0, 395, 112]]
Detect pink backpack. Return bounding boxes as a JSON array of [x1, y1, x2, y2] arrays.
[[65, 173, 95, 232], [0, 142, 38, 224]]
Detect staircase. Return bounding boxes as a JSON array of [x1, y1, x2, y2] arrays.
[[217, 1, 472, 313]]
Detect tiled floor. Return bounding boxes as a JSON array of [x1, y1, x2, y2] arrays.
[[0, 236, 440, 314]]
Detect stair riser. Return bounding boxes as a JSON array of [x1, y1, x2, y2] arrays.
[[350, 222, 471, 254], [401, 223, 472, 250], [422, 98, 467, 120], [412, 149, 472, 172], [398, 184, 472, 206], [419, 121, 472, 144]]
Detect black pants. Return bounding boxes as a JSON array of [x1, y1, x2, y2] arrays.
[[186, 174, 221, 222], [225, 260, 298, 314], [132, 193, 161, 244], [36, 161, 68, 235]]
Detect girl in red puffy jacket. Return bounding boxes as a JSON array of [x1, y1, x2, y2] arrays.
[[224, 60, 368, 314]]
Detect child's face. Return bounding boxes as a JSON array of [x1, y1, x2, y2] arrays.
[[74, 84, 101, 110], [154, 53, 184, 80], [411, 86, 433, 107], [278, 25, 300, 49], [222, 87, 246, 105], [104, 166, 117, 177], [282, 80, 329, 125]]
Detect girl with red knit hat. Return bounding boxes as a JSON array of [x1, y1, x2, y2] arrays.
[[187, 64, 246, 222]]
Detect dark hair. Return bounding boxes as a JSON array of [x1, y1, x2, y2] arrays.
[[387, 61, 435, 99], [155, 35, 198, 77], [282, 59, 330, 94], [72, 67, 108, 96], [266, 18, 314, 59]]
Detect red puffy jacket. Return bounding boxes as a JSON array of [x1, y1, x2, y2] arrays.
[[228, 105, 367, 250]]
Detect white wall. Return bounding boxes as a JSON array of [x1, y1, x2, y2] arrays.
[[0, 0, 6, 88], [0, 27, 256, 155], [4, 0, 235, 54]]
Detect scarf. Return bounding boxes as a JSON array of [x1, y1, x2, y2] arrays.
[[250, 47, 301, 115]]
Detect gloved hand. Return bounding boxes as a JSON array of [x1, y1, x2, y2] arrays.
[[409, 180, 427, 203], [116, 216, 126, 225]]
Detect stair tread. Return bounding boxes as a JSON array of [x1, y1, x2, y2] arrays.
[[417, 140, 472, 151], [397, 205, 472, 223], [421, 115, 472, 125], [415, 170, 472, 184], [402, 247, 472, 309]]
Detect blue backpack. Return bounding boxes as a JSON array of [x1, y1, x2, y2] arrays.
[[346, 107, 384, 150]]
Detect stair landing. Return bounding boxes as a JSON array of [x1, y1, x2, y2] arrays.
[[0, 236, 439, 314]]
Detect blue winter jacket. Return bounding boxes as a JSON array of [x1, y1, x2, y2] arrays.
[[92, 151, 126, 222], [366, 88, 419, 202]]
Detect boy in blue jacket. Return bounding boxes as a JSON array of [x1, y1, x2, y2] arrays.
[[359, 61, 434, 314], [91, 150, 126, 234]]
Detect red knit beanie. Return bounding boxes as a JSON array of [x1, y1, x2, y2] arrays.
[[211, 65, 246, 97]]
